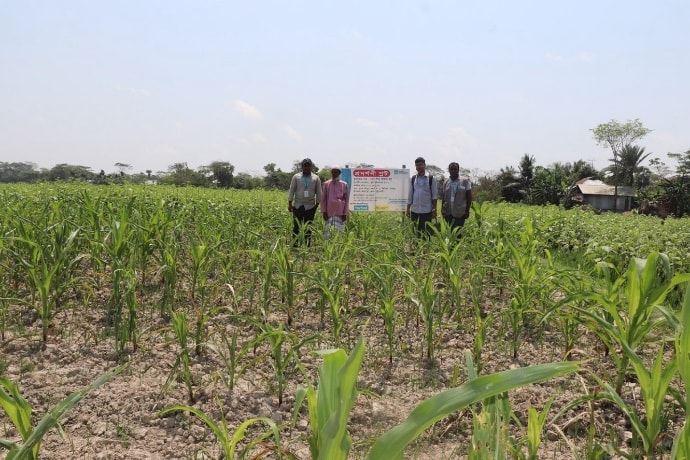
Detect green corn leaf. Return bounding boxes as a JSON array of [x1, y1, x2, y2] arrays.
[[6, 364, 125, 460], [311, 337, 365, 460], [367, 361, 580, 460]]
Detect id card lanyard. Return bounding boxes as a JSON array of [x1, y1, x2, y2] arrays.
[[301, 175, 313, 198]]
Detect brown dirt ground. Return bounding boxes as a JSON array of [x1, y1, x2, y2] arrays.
[[0, 284, 682, 459]]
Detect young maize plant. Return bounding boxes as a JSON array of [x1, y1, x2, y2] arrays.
[[0, 364, 125, 459], [672, 282, 690, 459], [158, 398, 287, 460], [294, 337, 365, 460], [167, 309, 195, 403], [406, 260, 443, 363], [366, 355, 580, 459], [568, 252, 690, 395], [247, 318, 317, 406], [10, 216, 85, 348]]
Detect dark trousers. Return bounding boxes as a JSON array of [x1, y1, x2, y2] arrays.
[[444, 215, 466, 232], [410, 212, 433, 239], [292, 205, 317, 245]]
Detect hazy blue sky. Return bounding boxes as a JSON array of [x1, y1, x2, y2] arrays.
[[2, 1, 689, 177]]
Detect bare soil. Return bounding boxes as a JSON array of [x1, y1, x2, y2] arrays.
[[0, 285, 681, 459]]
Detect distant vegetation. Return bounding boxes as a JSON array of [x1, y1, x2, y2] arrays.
[[4, 119, 690, 216]]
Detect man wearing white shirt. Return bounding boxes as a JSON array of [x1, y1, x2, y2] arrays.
[[405, 157, 438, 238]]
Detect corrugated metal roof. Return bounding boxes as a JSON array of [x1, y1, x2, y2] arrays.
[[577, 184, 635, 196]]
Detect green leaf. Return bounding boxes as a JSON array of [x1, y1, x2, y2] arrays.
[[367, 362, 580, 460]]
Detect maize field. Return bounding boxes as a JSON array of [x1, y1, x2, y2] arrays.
[[1, 183, 690, 459]]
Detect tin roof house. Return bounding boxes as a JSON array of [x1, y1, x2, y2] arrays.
[[572, 178, 636, 212]]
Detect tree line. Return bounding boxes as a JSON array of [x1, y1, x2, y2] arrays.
[[3, 119, 689, 216]]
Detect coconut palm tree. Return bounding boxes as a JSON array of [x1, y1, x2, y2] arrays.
[[606, 144, 651, 186]]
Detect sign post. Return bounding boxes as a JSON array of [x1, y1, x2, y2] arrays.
[[341, 168, 410, 212]]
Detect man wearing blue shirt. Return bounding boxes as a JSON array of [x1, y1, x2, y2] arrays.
[[405, 157, 438, 238]]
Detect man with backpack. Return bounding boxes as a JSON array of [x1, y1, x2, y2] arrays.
[[405, 157, 438, 238], [441, 161, 472, 234]]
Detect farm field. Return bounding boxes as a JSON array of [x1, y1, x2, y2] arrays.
[[1, 183, 690, 459]]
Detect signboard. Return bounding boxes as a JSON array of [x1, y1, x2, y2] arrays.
[[341, 168, 410, 212]]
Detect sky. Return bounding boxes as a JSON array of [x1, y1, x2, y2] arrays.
[[2, 1, 689, 178]]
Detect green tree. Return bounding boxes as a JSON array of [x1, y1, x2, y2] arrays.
[[160, 162, 209, 187], [263, 163, 292, 190], [45, 164, 95, 182], [592, 119, 651, 210], [518, 154, 535, 189], [569, 159, 601, 183], [0, 162, 41, 183], [606, 144, 651, 187], [205, 161, 234, 188], [232, 172, 263, 189], [659, 149, 690, 217]]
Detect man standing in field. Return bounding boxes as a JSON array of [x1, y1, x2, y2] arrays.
[[288, 158, 322, 246], [321, 165, 349, 238], [441, 162, 472, 233], [406, 157, 438, 238]]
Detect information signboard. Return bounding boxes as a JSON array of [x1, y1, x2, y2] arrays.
[[340, 168, 410, 212]]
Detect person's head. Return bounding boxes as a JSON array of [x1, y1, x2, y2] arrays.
[[330, 165, 341, 179], [448, 162, 460, 180], [301, 158, 313, 175], [414, 157, 426, 175]]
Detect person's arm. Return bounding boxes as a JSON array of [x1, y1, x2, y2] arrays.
[[288, 175, 296, 212], [431, 176, 438, 217], [440, 179, 447, 216], [343, 183, 350, 220], [464, 189, 473, 219], [314, 177, 322, 209], [406, 178, 413, 217], [321, 180, 329, 220]]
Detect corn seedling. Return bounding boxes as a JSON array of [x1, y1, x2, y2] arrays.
[[10, 218, 85, 348], [364, 262, 403, 363], [567, 252, 690, 394], [366, 358, 580, 460], [307, 242, 350, 345], [272, 238, 301, 326], [406, 260, 443, 362], [503, 217, 554, 360], [248, 318, 317, 406], [158, 398, 288, 460], [167, 309, 195, 403], [103, 200, 139, 354], [466, 351, 513, 459], [188, 236, 223, 355], [672, 282, 690, 459], [207, 327, 262, 393], [0, 364, 125, 459], [294, 337, 365, 460]]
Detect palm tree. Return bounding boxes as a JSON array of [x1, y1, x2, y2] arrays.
[[607, 144, 651, 186]]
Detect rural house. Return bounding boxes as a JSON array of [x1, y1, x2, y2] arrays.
[[572, 178, 636, 212]]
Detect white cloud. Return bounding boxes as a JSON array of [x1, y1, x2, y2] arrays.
[[545, 52, 564, 62], [577, 52, 594, 63], [355, 117, 379, 129], [114, 85, 150, 96], [281, 124, 302, 141], [233, 100, 263, 121], [233, 133, 268, 145]]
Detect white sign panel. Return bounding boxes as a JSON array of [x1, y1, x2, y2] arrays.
[[341, 168, 410, 212]]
